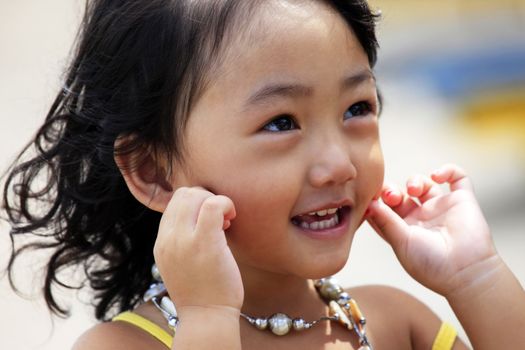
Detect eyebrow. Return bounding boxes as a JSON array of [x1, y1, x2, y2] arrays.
[[244, 69, 376, 108]]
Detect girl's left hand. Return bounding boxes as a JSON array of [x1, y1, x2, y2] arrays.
[[366, 164, 498, 297]]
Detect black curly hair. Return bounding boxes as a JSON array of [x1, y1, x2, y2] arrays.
[[2, 0, 380, 321]]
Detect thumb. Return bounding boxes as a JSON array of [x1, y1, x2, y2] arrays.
[[366, 200, 410, 253]]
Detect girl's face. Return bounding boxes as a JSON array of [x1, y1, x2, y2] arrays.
[[171, 1, 383, 279]]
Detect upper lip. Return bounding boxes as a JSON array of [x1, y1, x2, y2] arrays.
[[292, 198, 353, 217]]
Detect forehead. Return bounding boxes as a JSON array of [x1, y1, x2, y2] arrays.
[[229, 2, 357, 59], [208, 0, 369, 93]]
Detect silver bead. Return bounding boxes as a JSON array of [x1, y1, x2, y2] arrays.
[[358, 346, 371, 350], [314, 278, 326, 288], [319, 277, 343, 300], [254, 318, 268, 330], [151, 264, 162, 282], [268, 313, 292, 336], [337, 292, 351, 306], [143, 282, 166, 302], [168, 316, 178, 328], [292, 318, 306, 331]]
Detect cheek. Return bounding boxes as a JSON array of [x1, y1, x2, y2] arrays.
[[371, 146, 385, 193], [356, 142, 384, 201], [207, 166, 299, 262], [215, 166, 298, 219], [187, 149, 299, 218]]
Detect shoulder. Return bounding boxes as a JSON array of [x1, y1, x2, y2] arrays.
[[348, 284, 436, 316], [72, 318, 167, 350], [346, 285, 445, 349]]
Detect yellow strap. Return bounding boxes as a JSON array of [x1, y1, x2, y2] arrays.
[[113, 311, 173, 348], [432, 322, 457, 350]]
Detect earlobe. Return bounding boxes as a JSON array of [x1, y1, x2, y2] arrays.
[[114, 139, 173, 213]]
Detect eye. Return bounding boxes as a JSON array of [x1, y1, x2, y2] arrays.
[[343, 101, 373, 120], [263, 115, 298, 132]]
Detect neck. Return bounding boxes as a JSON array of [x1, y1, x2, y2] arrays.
[[239, 264, 329, 320]]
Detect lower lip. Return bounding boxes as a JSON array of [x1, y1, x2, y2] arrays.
[[291, 208, 351, 241]]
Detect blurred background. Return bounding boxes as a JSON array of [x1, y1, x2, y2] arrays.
[[1, 0, 524, 348]]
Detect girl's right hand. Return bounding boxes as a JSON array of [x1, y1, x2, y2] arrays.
[[153, 187, 243, 314]]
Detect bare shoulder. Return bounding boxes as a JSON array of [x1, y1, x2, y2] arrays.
[[72, 319, 166, 350], [345, 285, 468, 350], [347, 284, 436, 317]]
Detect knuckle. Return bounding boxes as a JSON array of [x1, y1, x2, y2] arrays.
[[201, 197, 221, 212], [444, 163, 464, 173], [174, 186, 191, 198], [216, 194, 233, 206], [153, 241, 167, 261], [174, 186, 212, 201]]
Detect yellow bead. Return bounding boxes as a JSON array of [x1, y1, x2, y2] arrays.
[[329, 301, 352, 330], [349, 298, 365, 325]]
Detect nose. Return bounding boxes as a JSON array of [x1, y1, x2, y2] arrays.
[[307, 137, 357, 188]]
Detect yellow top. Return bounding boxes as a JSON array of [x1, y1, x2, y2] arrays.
[[432, 322, 458, 350], [113, 311, 457, 350], [113, 311, 173, 348]]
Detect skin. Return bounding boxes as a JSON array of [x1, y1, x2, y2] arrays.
[[74, 1, 525, 350]]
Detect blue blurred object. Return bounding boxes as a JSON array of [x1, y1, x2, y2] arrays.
[[402, 47, 525, 100]]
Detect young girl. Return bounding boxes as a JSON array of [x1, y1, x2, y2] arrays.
[[3, 0, 525, 349]]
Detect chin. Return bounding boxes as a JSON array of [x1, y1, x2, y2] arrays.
[[300, 249, 350, 279]]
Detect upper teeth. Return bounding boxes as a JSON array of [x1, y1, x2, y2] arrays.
[[308, 207, 338, 217]]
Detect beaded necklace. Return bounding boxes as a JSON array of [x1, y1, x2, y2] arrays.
[[143, 265, 373, 349]]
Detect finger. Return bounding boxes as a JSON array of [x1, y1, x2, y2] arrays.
[[381, 183, 403, 207], [222, 197, 237, 231], [154, 187, 215, 274], [194, 195, 236, 240], [406, 175, 444, 204], [382, 185, 419, 218], [431, 164, 474, 192], [163, 187, 214, 231], [366, 200, 410, 253]]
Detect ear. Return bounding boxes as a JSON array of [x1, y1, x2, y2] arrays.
[[114, 137, 173, 213]]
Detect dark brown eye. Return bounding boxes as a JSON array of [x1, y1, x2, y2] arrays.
[[344, 101, 372, 120], [263, 115, 297, 132]]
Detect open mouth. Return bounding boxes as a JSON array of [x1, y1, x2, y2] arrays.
[[291, 206, 350, 231]]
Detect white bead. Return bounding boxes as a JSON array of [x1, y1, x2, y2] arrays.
[[337, 292, 351, 306], [358, 346, 371, 350], [142, 282, 166, 302], [161, 296, 177, 317], [292, 318, 306, 331], [168, 316, 178, 328], [255, 318, 268, 330], [268, 313, 292, 336], [151, 264, 162, 282]]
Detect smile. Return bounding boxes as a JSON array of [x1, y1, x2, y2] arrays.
[[291, 206, 350, 231]]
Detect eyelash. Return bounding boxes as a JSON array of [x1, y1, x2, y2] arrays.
[[262, 101, 374, 132], [343, 101, 374, 120], [263, 114, 297, 132]]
